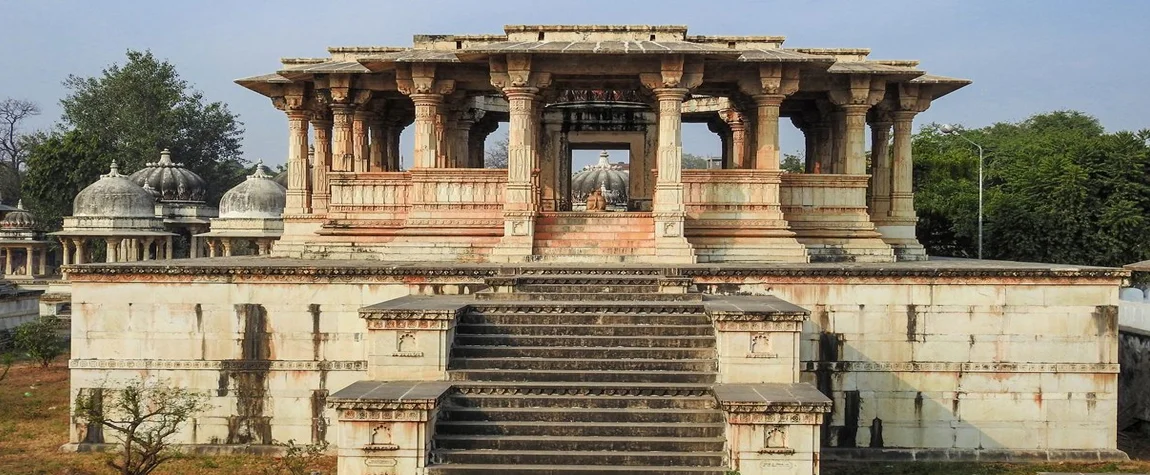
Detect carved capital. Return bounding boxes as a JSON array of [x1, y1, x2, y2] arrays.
[[896, 83, 933, 113], [641, 55, 703, 91], [828, 74, 886, 108]]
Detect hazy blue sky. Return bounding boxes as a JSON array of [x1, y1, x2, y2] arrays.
[[2, 1, 1148, 170]]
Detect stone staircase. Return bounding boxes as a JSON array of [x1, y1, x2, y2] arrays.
[[426, 272, 729, 474], [533, 213, 658, 263]]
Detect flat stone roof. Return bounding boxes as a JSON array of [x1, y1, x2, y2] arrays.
[[62, 256, 1128, 279], [329, 380, 452, 402]]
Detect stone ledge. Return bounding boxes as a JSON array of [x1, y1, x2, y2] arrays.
[[705, 295, 808, 321], [360, 295, 472, 321], [714, 382, 832, 414], [328, 380, 452, 412], [822, 448, 1130, 463]]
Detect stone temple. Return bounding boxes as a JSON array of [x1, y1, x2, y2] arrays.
[[64, 25, 1126, 475]]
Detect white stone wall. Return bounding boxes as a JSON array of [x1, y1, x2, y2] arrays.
[[68, 271, 1121, 456], [700, 278, 1120, 454], [0, 294, 43, 332], [68, 278, 415, 446]]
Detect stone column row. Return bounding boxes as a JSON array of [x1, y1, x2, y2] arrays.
[[205, 238, 277, 257]]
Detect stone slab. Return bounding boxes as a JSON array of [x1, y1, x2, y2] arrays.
[[714, 382, 831, 412], [360, 295, 472, 314], [704, 295, 808, 318], [329, 380, 452, 403]]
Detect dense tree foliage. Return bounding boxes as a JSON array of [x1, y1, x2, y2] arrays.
[[22, 50, 246, 229], [913, 111, 1150, 267]]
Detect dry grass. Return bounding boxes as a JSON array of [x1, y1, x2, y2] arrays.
[[0, 361, 335, 475]]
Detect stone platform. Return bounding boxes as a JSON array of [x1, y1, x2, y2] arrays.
[[63, 257, 1128, 472]]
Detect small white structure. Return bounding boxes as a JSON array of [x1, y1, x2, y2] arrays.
[[195, 162, 286, 256], [50, 161, 175, 264]]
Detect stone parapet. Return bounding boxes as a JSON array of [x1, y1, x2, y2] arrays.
[[328, 381, 452, 475], [360, 296, 470, 381], [715, 383, 832, 475]]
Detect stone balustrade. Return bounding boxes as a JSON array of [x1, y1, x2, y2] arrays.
[[779, 174, 893, 262], [328, 171, 412, 219]]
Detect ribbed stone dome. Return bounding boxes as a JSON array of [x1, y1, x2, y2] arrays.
[[73, 162, 157, 218], [1, 200, 36, 230], [129, 149, 208, 203], [219, 161, 286, 219], [572, 151, 629, 206], [272, 169, 288, 188]]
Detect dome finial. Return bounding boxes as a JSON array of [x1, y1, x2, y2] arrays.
[[250, 159, 271, 179], [158, 149, 173, 165], [597, 150, 610, 168], [15, 199, 23, 210], [105, 160, 122, 177]]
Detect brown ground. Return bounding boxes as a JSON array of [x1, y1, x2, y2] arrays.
[[0, 361, 334, 475], [3, 360, 1150, 475]]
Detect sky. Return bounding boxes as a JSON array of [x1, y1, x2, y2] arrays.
[[2, 0, 1148, 171]]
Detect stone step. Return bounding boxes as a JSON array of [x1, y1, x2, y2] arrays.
[[454, 323, 714, 337], [427, 464, 727, 475], [468, 302, 707, 315], [435, 420, 725, 438], [434, 435, 727, 452], [535, 255, 666, 264], [506, 274, 666, 284], [451, 380, 714, 396], [458, 312, 710, 326], [451, 345, 716, 360], [453, 334, 716, 348], [441, 407, 724, 424], [449, 369, 717, 384], [429, 449, 725, 467], [515, 283, 663, 293], [534, 231, 655, 240], [450, 357, 718, 372], [534, 239, 656, 248], [535, 247, 658, 256], [474, 292, 702, 302], [445, 393, 717, 410]]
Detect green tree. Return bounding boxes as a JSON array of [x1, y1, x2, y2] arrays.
[[781, 152, 805, 173], [13, 315, 64, 368], [913, 111, 1150, 267], [22, 130, 112, 230], [682, 152, 711, 169], [26, 49, 246, 221], [74, 378, 212, 475]]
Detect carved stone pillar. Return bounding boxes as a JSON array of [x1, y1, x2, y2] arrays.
[[452, 109, 481, 168], [830, 110, 846, 173], [369, 116, 385, 172], [869, 117, 893, 219], [841, 105, 870, 175], [38, 247, 46, 275], [60, 240, 71, 266], [105, 238, 120, 263], [469, 116, 499, 168], [72, 238, 85, 265], [387, 121, 403, 171], [752, 94, 785, 170], [311, 117, 333, 213], [503, 87, 538, 212], [409, 94, 443, 169], [4, 248, 12, 274], [651, 87, 694, 260], [722, 109, 747, 169], [285, 110, 311, 214], [353, 110, 371, 172], [24, 246, 32, 276], [331, 105, 355, 172], [707, 116, 731, 169], [814, 121, 833, 174], [889, 111, 916, 223]]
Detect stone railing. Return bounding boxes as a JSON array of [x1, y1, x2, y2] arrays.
[[682, 169, 788, 233], [404, 168, 507, 232], [779, 174, 879, 238], [327, 171, 412, 220]]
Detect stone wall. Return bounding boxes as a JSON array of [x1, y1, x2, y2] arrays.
[[1120, 327, 1150, 434], [65, 261, 1124, 460]]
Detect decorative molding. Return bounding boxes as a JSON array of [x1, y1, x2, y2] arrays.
[[802, 361, 1120, 374], [455, 385, 711, 397], [728, 412, 825, 425], [69, 359, 367, 371]]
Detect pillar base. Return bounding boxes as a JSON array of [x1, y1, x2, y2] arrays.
[[491, 211, 539, 263], [653, 211, 697, 264], [796, 237, 895, 263], [876, 222, 928, 261]]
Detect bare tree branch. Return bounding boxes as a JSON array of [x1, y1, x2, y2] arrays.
[[0, 98, 41, 173]]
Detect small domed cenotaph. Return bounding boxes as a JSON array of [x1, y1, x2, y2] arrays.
[[571, 151, 628, 211], [128, 149, 218, 256], [196, 161, 287, 256]]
